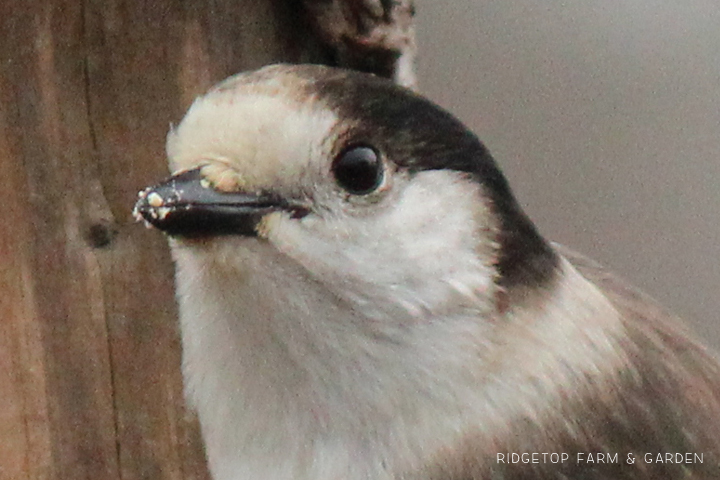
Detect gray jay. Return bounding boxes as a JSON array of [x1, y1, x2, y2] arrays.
[[134, 64, 720, 480]]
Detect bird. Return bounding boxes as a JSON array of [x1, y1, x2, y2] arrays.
[[134, 64, 720, 480]]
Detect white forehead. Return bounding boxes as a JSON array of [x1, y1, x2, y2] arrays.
[[166, 79, 339, 191]]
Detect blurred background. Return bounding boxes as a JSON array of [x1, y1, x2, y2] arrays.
[[416, 0, 720, 350]]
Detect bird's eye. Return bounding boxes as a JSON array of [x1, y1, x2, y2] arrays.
[[331, 146, 384, 195]]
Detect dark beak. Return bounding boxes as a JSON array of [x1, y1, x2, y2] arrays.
[[133, 168, 308, 237]]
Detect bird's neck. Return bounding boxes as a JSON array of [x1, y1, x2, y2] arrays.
[[172, 241, 626, 480]]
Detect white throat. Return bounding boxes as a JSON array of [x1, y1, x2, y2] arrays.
[[171, 239, 625, 480]]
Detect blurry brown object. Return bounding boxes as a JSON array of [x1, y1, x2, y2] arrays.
[[302, 0, 417, 87], [0, 1, 415, 479]]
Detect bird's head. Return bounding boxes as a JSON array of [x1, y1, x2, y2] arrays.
[[135, 64, 557, 322], [131, 65, 720, 480], [132, 66, 637, 480]]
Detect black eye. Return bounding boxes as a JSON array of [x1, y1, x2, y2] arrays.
[[331, 146, 384, 195]]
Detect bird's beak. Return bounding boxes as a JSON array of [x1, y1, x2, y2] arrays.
[[133, 167, 308, 237]]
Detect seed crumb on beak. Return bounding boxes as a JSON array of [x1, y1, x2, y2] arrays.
[[156, 206, 172, 220], [132, 196, 146, 222], [132, 186, 174, 225], [147, 192, 165, 208], [254, 213, 275, 239]]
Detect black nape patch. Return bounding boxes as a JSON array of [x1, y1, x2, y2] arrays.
[[305, 68, 559, 291]]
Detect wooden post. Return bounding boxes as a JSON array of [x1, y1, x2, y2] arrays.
[[0, 1, 415, 478]]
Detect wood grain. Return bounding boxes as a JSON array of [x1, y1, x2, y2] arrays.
[[0, 1, 415, 478]]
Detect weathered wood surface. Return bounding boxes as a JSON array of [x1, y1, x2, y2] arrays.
[[0, 1, 415, 479]]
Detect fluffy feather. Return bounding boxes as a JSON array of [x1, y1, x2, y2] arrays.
[[136, 64, 720, 480]]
